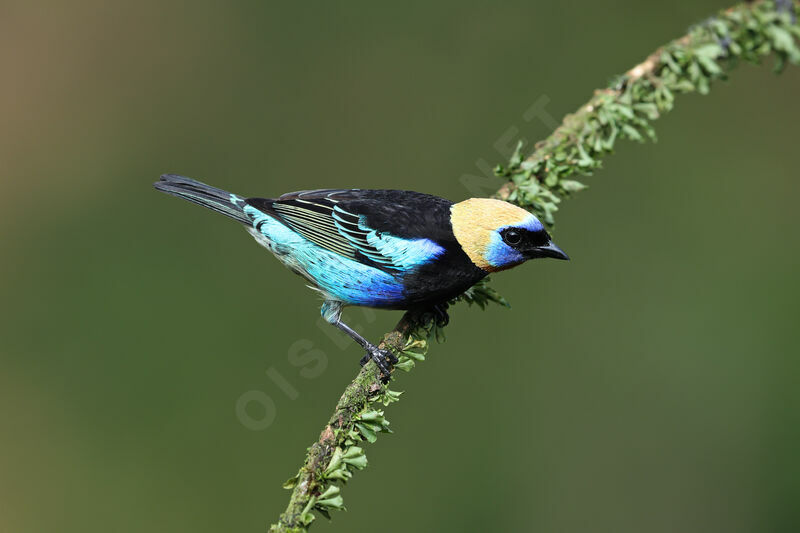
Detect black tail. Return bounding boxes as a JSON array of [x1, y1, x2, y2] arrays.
[[154, 174, 251, 225]]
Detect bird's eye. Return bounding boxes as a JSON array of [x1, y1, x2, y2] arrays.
[[503, 229, 522, 246]]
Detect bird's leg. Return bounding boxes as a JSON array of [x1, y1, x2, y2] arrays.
[[321, 301, 396, 381], [335, 320, 397, 373]]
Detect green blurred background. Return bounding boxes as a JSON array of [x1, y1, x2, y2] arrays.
[[2, 1, 798, 532]]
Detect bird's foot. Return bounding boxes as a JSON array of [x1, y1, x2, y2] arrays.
[[431, 302, 450, 328], [359, 345, 397, 382]]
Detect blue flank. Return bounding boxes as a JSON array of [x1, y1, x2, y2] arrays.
[[484, 214, 543, 270], [241, 204, 409, 307]]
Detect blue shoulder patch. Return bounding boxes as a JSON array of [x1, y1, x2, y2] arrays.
[[332, 206, 444, 270], [362, 226, 445, 269]]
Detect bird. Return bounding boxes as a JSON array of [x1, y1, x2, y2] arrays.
[[154, 174, 569, 379]]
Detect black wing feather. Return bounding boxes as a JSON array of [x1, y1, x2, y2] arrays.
[[244, 189, 455, 270]]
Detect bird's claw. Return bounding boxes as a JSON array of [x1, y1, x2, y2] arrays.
[[359, 346, 396, 382], [432, 303, 450, 328]]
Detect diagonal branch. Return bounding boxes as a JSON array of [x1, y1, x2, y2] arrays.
[[269, 314, 418, 531], [270, 1, 799, 531]]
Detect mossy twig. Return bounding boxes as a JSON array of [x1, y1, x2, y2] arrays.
[[270, 2, 798, 530]]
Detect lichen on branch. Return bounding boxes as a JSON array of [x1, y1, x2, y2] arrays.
[[494, 0, 800, 227], [269, 280, 504, 532], [270, 2, 799, 531]]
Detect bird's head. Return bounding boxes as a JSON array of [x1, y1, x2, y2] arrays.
[[450, 198, 568, 272]]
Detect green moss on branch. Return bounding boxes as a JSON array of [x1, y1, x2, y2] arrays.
[[494, 0, 800, 227], [270, 1, 798, 531]]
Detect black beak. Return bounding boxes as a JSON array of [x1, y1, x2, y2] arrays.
[[531, 241, 570, 261]]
